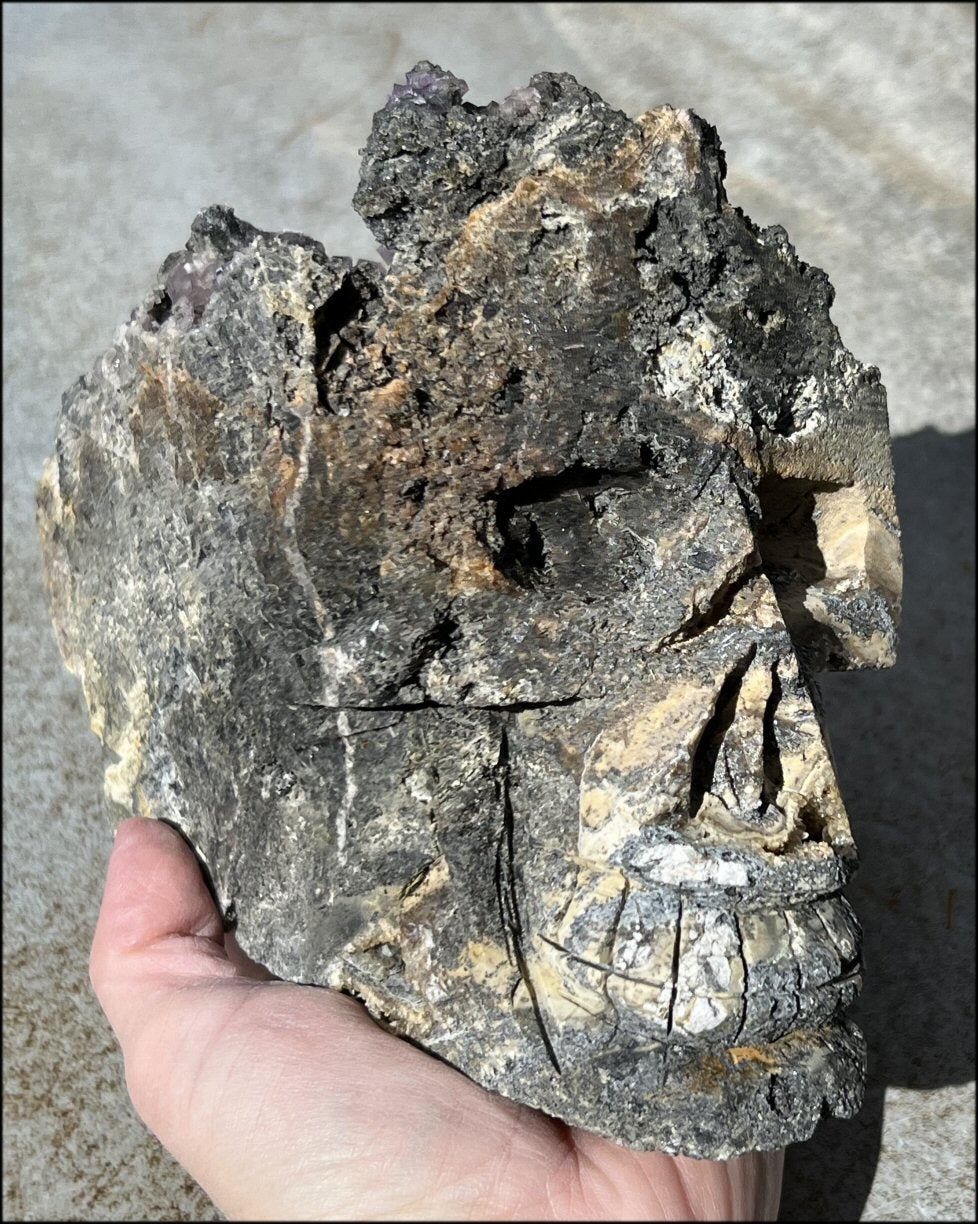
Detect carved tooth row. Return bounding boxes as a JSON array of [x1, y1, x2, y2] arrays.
[[605, 892, 746, 1043], [533, 872, 861, 1046]]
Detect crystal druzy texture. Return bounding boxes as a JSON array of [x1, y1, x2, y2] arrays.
[[37, 65, 902, 1158]]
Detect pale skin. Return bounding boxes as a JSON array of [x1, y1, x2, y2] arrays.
[[90, 818, 785, 1221]]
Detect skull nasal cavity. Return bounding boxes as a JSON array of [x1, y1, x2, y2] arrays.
[[689, 645, 757, 819]]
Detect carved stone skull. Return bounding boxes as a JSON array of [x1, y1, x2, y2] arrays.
[[37, 65, 901, 1158]]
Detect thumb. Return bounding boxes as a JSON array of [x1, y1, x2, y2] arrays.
[[90, 817, 250, 1042], [87, 818, 548, 1221], [89, 817, 286, 1152], [89, 818, 384, 1216]]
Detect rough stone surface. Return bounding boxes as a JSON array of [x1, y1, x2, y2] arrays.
[[36, 65, 902, 1159]]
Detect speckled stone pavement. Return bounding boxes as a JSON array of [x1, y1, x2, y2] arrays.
[[3, 4, 973, 1219]]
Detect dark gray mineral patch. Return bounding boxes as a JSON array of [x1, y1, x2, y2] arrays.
[[37, 62, 901, 1159]]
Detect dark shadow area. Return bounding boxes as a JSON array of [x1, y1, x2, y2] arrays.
[[756, 472, 852, 671], [756, 473, 843, 587], [779, 430, 976, 1220]]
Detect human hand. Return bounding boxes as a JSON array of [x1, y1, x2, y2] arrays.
[[90, 818, 784, 1221]]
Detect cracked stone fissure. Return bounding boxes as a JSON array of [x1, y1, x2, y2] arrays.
[[493, 462, 652, 511], [313, 273, 367, 410], [663, 565, 761, 647], [400, 858, 435, 900], [665, 896, 684, 1038], [299, 694, 585, 714], [733, 912, 749, 1042], [761, 661, 784, 807], [405, 611, 460, 694], [606, 874, 630, 962], [538, 932, 668, 991], [692, 454, 724, 500], [496, 723, 562, 1074]]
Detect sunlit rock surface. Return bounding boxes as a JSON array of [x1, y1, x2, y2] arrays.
[[37, 64, 901, 1158]]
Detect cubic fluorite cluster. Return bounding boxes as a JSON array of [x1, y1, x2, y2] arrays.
[[37, 64, 901, 1157]]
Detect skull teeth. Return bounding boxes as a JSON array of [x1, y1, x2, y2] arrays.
[[535, 884, 861, 1047]]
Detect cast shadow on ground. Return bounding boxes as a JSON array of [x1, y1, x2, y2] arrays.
[[779, 429, 976, 1220]]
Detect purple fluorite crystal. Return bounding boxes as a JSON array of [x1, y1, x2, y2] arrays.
[[500, 85, 542, 117], [385, 61, 467, 113], [164, 256, 219, 320]]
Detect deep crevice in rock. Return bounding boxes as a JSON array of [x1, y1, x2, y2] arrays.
[[797, 801, 828, 845], [633, 202, 659, 252], [761, 662, 784, 808], [300, 692, 585, 715], [147, 291, 172, 326], [733, 912, 749, 1042], [663, 566, 761, 646], [497, 366, 526, 413], [495, 511, 548, 585], [402, 613, 460, 695], [665, 897, 684, 1037], [495, 462, 649, 508], [314, 275, 368, 409]]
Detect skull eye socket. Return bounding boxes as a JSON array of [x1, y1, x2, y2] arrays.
[[755, 473, 901, 671], [494, 509, 547, 585], [490, 464, 649, 593], [757, 473, 845, 589]]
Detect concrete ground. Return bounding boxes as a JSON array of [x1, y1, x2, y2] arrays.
[[3, 4, 974, 1219]]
